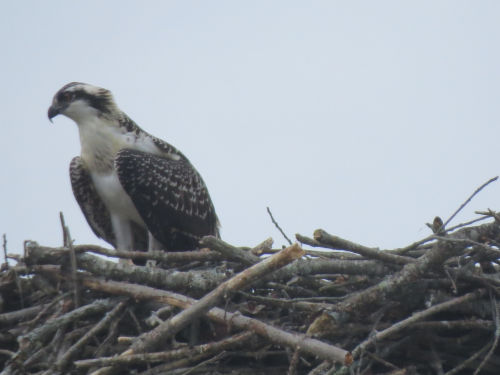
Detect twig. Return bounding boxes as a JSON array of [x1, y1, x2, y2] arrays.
[[390, 234, 436, 254], [23, 330, 61, 370], [307, 361, 331, 375], [271, 257, 392, 282], [8, 182, 500, 374], [313, 229, 415, 265], [135, 352, 210, 374], [352, 289, 486, 358], [296, 234, 364, 259], [0, 349, 15, 358], [329, 219, 500, 319], [128, 243, 305, 354], [446, 215, 491, 233], [78, 275, 351, 365], [80, 331, 253, 369], [443, 340, 492, 375], [473, 295, 500, 375], [25, 292, 71, 328], [267, 207, 292, 245], [200, 236, 260, 266], [180, 351, 227, 375], [412, 319, 494, 331], [55, 300, 127, 371], [364, 351, 399, 371], [60, 212, 80, 308], [2, 234, 8, 269], [95, 308, 130, 358], [429, 343, 445, 375], [392, 215, 492, 256], [76, 244, 222, 264], [238, 292, 332, 313], [441, 176, 498, 231], [17, 299, 116, 356], [23, 244, 228, 294], [128, 308, 144, 335], [287, 347, 301, 375], [0, 304, 50, 325], [431, 235, 498, 253], [250, 237, 274, 256], [145, 305, 176, 327]]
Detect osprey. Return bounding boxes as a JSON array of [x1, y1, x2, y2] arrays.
[[48, 82, 219, 256]]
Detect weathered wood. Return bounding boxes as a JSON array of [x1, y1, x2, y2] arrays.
[[4, 207, 500, 374], [129, 243, 305, 354]]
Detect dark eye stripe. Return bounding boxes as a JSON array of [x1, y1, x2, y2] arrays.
[[54, 85, 112, 114], [73, 91, 112, 114], [57, 91, 74, 102]]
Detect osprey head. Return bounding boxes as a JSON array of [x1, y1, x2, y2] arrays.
[[48, 82, 117, 123]]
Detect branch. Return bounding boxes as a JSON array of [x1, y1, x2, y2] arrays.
[[128, 243, 305, 354], [441, 176, 498, 230], [2, 234, 8, 270], [200, 236, 260, 266], [60, 212, 80, 308], [24, 244, 227, 295], [271, 257, 392, 281], [76, 244, 222, 264], [351, 289, 486, 358], [295, 234, 363, 260], [250, 237, 274, 256], [266, 206, 292, 245], [77, 275, 352, 365], [0, 304, 50, 326], [17, 299, 116, 356], [55, 300, 127, 371], [333, 220, 500, 316], [313, 229, 415, 265], [74, 331, 253, 369]]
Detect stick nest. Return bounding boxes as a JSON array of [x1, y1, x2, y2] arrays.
[[2, 212, 500, 374]]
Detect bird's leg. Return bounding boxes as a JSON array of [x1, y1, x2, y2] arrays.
[[111, 215, 135, 265], [146, 232, 163, 267]]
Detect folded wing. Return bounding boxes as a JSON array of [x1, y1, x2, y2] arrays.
[[115, 149, 219, 251], [70, 156, 148, 250]]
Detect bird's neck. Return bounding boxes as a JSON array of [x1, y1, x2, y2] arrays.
[[77, 117, 125, 173]]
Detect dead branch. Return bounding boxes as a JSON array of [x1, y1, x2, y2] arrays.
[[54, 300, 127, 371], [267, 206, 293, 245], [352, 289, 487, 358], [0, 305, 49, 326], [200, 236, 260, 266], [128, 243, 306, 354], [2, 234, 8, 270], [332, 219, 500, 316], [313, 229, 415, 265], [78, 275, 352, 365], [271, 257, 392, 281], [74, 331, 254, 369], [76, 244, 223, 264], [24, 244, 228, 294], [250, 237, 274, 256], [59, 212, 80, 308], [441, 176, 498, 231], [6, 298, 117, 375], [4, 196, 500, 374]]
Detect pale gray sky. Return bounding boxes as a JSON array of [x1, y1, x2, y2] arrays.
[[1, 1, 500, 255]]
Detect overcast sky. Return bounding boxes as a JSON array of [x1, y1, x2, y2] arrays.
[[1, 1, 500, 256]]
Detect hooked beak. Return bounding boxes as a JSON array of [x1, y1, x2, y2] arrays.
[[47, 105, 60, 123]]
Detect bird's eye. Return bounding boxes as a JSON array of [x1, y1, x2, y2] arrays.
[[58, 91, 74, 102]]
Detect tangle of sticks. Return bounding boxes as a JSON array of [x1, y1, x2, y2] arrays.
[[1, 178, 500, 374]]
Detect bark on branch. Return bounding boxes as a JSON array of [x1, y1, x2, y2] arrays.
[[78, 274, 352, 365], [129, 243, 305, 353]]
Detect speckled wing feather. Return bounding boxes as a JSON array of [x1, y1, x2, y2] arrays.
[[70, 156, 148, 250], [115, 149, 219, 250]]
